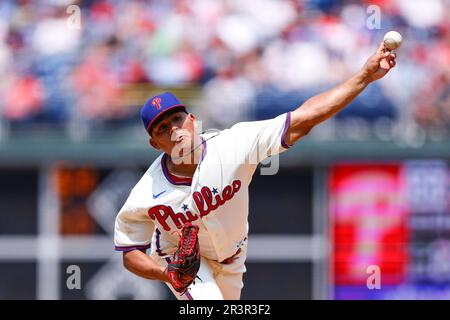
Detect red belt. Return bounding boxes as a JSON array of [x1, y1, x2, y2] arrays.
[[220, 248, 242, 264]]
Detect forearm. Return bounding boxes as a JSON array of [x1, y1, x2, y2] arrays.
[[123, 250, 169, 282], [284, 43, 397, 145], [300, 71, 369, 125], [288, 70, 370, 142]]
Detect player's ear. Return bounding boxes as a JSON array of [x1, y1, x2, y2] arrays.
[[149, 138, 160, 150], [188, 113, 196, 121], [188, 113, 198, 131]]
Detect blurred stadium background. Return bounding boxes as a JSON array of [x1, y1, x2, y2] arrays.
[[0, 0, 449, 300]]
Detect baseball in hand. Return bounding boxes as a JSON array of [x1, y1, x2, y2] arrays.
[[383, 31, 403, 50]]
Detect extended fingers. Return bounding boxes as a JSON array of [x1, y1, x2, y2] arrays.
[[378, 41, 387, 54], [383, 53, 396, 69], [388, 52, 397, 63], [384, 51, 397, 63], [387, 52, 397, 60], [378, 41, 397, 58]]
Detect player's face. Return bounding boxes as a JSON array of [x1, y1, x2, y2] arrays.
[[149, 111, 198, 159]]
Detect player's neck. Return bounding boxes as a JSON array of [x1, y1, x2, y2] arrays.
[[166, 143, 203, 177], [166, 158, 198, 177]]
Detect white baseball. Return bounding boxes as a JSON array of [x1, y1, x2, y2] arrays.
[[383, 31, 403, 50]]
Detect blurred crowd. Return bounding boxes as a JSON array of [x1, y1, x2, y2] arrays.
[[0, 0, 449, 140]]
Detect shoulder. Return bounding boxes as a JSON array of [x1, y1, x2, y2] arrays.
[[209, 115, 286, 143], [126, 154, 164, 204], [199, 129, 227, 146], [231, 113, 288, 131], [138, 154, 165, 186]]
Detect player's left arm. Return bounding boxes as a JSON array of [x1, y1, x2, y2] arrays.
[[284, 42, 397, 145]]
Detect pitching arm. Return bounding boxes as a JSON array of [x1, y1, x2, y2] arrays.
[[284, 42, 397, 145]]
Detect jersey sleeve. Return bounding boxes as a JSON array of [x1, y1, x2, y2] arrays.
[[114, 194, 154, 252], [228, 112, 292, 164]]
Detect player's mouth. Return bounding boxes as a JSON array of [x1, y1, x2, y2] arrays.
[[173, 134, 186, 144], [175, 137, 184, 144]]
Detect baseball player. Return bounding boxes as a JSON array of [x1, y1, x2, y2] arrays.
[[114, 42, 397, 300]]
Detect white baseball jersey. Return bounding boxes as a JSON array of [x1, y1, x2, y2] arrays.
[[114, 112, 292, 263]]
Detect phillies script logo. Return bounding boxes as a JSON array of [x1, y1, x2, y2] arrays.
[[148, 180, 241, 231], [151, 97, 162, 109]]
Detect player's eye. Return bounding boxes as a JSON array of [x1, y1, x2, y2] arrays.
[[157, 123, 168, 133]]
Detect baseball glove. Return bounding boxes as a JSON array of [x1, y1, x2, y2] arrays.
[[167, 222, 201, 294]]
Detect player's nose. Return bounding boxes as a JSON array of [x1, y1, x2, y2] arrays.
[[169, 123, 180, 137]]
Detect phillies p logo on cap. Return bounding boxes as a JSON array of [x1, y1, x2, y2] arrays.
[[151, 97, 162, 110], [140, 92, 187, 135]]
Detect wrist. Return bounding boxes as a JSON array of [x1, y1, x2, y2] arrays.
[[160, 266, 170, 283], [356, 69, 373, 86]]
